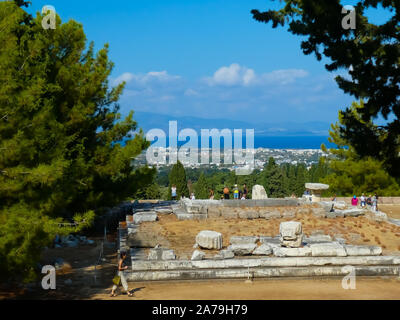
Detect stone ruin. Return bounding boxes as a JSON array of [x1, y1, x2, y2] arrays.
[[252, 185, 268, 199], [115, 187, 400, 282]]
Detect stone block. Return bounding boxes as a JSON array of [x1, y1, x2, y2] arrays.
[[260, 210, 281, 220], [175, 213, 194, 220], [344, 245, 382, 256], [273, 246, 312, 257], [196, 231, 223, 250], [133, 212, 158, 224], [259, 236, 280, 245], [366, 211, 388, 222], [207, 207, 221, 218], [155, 208, 173, 215], [252, 185, 268, 199], [228, 243, 257, 256], [333, 201, 347, 210], [304, 234, 333, 243], [318, 201, 334, 213], [230, 236, 259, 245], [280, 221, 303, 248], [191, 250, 206, 261], [252, 244, 273, 256], [214, 249, 235, 260], [310, 242, 347, 257], [343, 209, 365, 217], [148, 248, 176, 261], [238, 211, 260, 219], [221, 209, 239, 219]]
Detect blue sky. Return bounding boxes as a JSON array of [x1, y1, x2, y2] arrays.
[[27, 0, 393, 125]]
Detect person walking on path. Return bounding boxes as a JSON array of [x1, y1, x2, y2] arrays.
[[351, 195, 358, 207], [110, 251, 133, 297], [223, 186, 230, 200]]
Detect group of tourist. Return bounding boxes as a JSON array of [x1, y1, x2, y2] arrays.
[[222, 184, 248, 200], [171, 184, 249, 201], [350, 193, 379, 211]]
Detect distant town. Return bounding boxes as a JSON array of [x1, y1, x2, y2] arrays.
[[131, 147, 328, 171]]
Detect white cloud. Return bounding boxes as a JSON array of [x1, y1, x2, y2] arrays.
[[112, 70, 181, 86], [112, 72, 135, 86], [205, 64, 308, 87], [261, 69, 309, 85], [206, 63, 256, 86]]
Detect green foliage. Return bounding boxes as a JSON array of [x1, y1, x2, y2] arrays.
[[260, 158, 286, 198], [0, 2, 153, 281], [321, 101, 400, 196], [252, 1, 400, 177], [194, 173, 209, 199], [168, 161, 189, 199]]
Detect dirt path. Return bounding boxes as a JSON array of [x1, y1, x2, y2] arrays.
[[88, 277, 400, 300]]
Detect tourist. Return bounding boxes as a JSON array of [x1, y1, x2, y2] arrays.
[[372, 194, 378, 211], [360, 193, 366, 208], [209, 189, 215, 200], [110, 251, 133, 297], [331, 194, 337, 202], [351, 195, 358, 207], [233, 184, 239, 200], [191, 193, 196, 200], [223, 186, 230, 200], [171, 184, 177, 201], [367, 194, 372, 207], [242, 184, 248, 199]]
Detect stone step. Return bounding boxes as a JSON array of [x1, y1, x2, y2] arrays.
[[126, 265, 399, 281], [129, 256, 400, 271]]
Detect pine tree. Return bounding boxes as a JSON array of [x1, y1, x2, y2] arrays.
[[295, 165, 307, 197], [168, 161, 189, 199], [194, 173, 209, 199], [321, 102, 400, 196], [262, 157, 285, 198], [252, 1, 400, 177], [287, 165, 297, 195], [0, 2, 154, 281]]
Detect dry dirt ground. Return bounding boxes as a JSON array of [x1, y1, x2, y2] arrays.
[[380, 204, 400, 219], [1, 206, 400, 300]]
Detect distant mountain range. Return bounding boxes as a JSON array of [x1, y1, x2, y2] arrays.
[[131, 111, 331, 137]]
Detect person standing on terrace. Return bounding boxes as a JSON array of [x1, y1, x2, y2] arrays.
[[351, 195, 358, 207]]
